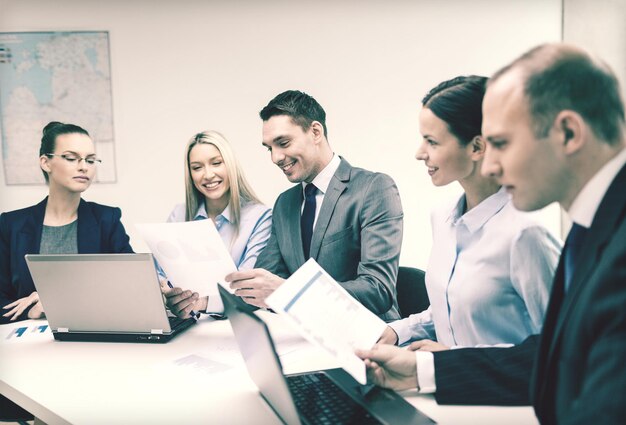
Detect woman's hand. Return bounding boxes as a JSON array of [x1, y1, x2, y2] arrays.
[[3, 292, 45, 321], [407, 339, 450, 352]]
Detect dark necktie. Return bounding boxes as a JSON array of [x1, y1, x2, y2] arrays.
[[301, 183, 318, 259], [563, 222, 588, 292]]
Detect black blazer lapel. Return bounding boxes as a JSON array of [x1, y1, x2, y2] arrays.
[[77, 199, 101, 253], [532, 255, 565, 413], [18, 198, 47, 255], [550, 164, 626, 351], [309, 159, 350, 259], [534, 164, 626, 410]]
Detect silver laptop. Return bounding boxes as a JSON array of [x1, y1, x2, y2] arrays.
[[219, 285, 435, 425], [25, 253, 196, 343]]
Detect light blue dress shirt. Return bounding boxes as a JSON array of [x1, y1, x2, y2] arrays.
[[390, 187, 562, 347], [165, 201, 272, 314], [167, 201, 272, 270]]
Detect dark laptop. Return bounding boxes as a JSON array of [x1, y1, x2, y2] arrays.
[[219, 285, 435, 425], [25, 253, 196, 343]]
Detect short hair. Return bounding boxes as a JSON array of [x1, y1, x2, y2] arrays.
[[259, 90, 328, 137], [491, 43, 625, 145], [422, 75, 488, 146], [40, 121, 90, 183], [183, 130, 262, 235]]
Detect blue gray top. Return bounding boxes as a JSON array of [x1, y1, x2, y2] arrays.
[[40, 220, 78, 254]]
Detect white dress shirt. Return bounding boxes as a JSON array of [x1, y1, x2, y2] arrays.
[[166, 201, 272, 313], [301, 154, 341, 229]]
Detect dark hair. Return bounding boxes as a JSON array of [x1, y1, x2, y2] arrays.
[[40, 121, 90, 182], [259, 90, 328, 137], [422, 75, 488, 146], [492, 44, 625, 145]]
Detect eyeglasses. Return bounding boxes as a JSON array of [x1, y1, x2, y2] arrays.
[[45, 153, 102, 165]]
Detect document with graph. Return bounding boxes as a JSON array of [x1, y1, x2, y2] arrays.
[[266, 259, 387, 384]]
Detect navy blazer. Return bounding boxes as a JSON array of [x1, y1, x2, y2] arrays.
[[0, 198, 133, 324], [530, 164, 626, 424]]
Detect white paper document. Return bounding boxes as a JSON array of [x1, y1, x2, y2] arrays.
[[136, 220, 237, 297], [266, 259, 387, 384]]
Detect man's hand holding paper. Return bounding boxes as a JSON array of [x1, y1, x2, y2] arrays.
[[266, 259, 387, 384]]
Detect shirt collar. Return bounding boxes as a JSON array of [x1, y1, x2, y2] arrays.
[[193, 202, 233, 224], [301, 154, 341, 195], [447, 186, 509, 234], [568, 147, 626, 228], [193, 203, 209, 220]]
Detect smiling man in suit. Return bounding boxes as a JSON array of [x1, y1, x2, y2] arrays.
[[358, 43, 626, 424], [225, 90, 403, 321]]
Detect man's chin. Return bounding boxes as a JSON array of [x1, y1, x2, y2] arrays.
[[285, 173, 303, 183], [511, 196, 548, 212]]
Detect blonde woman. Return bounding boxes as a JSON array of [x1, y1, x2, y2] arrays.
[[163, 131, 272, 317]]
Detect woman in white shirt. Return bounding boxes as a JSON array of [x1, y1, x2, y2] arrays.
[[380, 76, 562, 350], [163, 130, 272, 317]]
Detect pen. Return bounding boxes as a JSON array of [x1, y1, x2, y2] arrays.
[[167, 280, 199, 319]]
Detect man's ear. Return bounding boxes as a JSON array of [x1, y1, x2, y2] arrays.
[[553, 110, 586, 155], [310, 121, 325, 143], [468, 135, 486, 160]]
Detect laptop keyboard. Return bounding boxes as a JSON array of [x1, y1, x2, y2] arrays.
[[168, 316, 193, 331], [286, 372, 382, 425]]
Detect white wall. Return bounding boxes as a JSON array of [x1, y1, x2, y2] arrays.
[[563, 0, 626, 102], [0, 0, 563, 268]]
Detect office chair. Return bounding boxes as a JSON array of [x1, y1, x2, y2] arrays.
[[396, 266, 429, 318]]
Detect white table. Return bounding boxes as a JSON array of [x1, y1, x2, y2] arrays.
[[0, 314, 538, 424]]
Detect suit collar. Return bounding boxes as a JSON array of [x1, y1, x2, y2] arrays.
[[286, 158, 352, 262], [19, 198, 48, 254], [309, 158, 351, 258], [333, 156, 352, 182], [568, 148, 626, 227], [76, 199, 101, 253], [302, 154, 341, 195], [552, 164, 626, 332], [19, 197, 101, 254]]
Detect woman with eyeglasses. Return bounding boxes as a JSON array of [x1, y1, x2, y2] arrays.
[[0, 121, 133, 324], [161, 130, 272, 318]]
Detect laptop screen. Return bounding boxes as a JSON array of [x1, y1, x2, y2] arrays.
[[26, 253, 171, 334], [220, 285, 302, 425]]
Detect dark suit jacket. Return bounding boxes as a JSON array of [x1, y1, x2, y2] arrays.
[[432, 164, 626, 423], [530, 164, 626, 424], [256, 158, 403, 321], [0, 197, 133, 324]]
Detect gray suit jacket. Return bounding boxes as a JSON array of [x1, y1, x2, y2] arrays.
[[256, 158, 403, 321]]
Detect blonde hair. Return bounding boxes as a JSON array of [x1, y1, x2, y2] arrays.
[[184, 131, 262, 236]]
